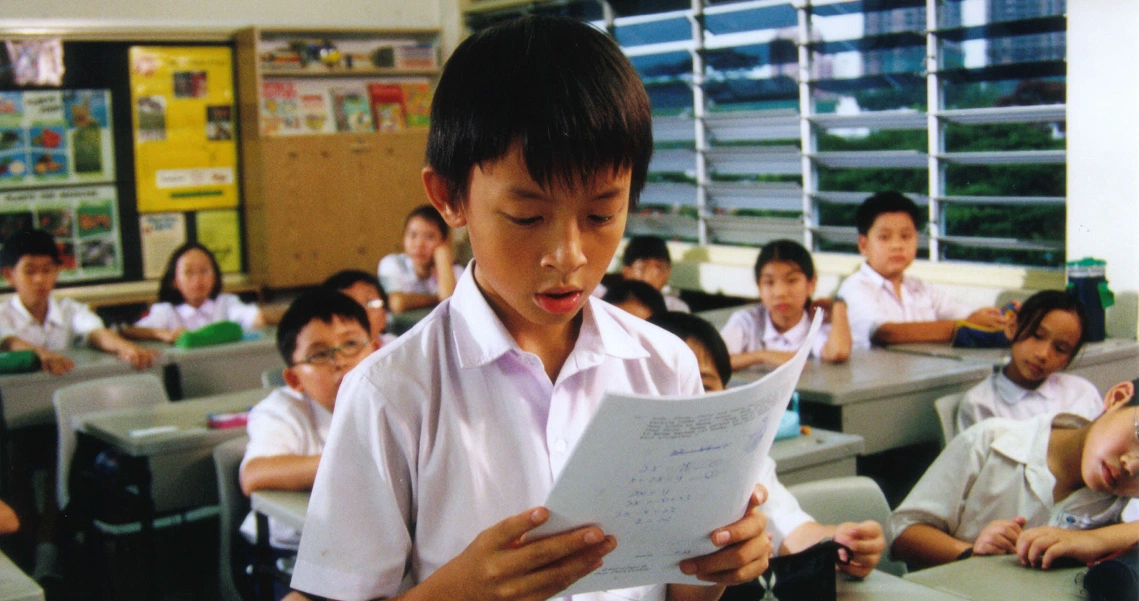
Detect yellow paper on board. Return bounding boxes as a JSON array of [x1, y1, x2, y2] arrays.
[[129, 46, 238, 213], [195, 209, 242, 274]]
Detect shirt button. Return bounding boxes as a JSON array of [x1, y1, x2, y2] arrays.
[[553, 439, 568, 453]]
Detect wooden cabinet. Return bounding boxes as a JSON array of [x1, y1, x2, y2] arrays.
[[236, 27, 440, 288]]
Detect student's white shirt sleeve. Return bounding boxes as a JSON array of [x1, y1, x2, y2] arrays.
[[955, 377, 993, 435], [836, 274, 878, 349], [135, 302, 176, 330], [720, 308, 757, 355], [928, 284, 974, 321], [64, 298, 105, 344], [377, 254, 407, 294], [757, 457, 813, 554], [886, 424, 989, 547], [241, 394, 310, 469], [219, 293, 261, 331]]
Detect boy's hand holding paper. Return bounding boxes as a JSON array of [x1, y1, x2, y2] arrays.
[[532, 311, 824, 595]]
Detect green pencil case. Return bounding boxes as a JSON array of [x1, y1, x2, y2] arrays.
[[174, 321, 244, 349], [0, 350, 40, 374]]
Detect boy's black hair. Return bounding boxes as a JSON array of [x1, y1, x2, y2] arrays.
[[622, 235, 671, 267], [276, 289, 371, 366], [426, 15, 653, 208], [322, 269, 388, 308], [0, 228, 61, 268], [1127, 378, 1139, 408], [855, 191, 925, 235], [602, 279, 668, 318], [404, 204, 449, 240], [649, 311, 732, 389], [156, 242, 223, 305], [1011, 290, 1088, 367]]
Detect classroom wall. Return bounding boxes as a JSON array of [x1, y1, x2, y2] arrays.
[[1067, 0, 1139, 339]]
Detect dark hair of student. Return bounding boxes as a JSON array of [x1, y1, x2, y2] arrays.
[[754, 239, 816, 310], [0, 228, 61, 268], [425, 15, 653, 209], [276, 289, 371, 366], [622, 235, 671, 267], [322, 269, 389, 308], [855, 191, 925, 235], [404, 204, 449, 240], [1010, 289, 1089, 367], [649, 311, 732, 389], [602, 279, 667, 318], [156, 242, 223, 305], [1127, 378, 1139, 408]]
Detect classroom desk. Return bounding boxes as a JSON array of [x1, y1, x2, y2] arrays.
[[251, 490, 309, 534], [78, 386, 268, 513], [904, 555, 1084, 601], [151, 330, 284, 399], [888, 338, 1139, 395], [734, 350, 991, 454], [770, 428, 864, 485], [0, 549, 43, 601]]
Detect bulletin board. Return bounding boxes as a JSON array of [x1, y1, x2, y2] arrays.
[[0, 38, 243, 288]]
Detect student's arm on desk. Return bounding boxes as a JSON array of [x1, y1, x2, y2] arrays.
[[1017, 520, 1139, 569], [119, 325, 184, 344], [387, 292, 442, 314], [239, 454, 321, 497], [730, 350, 795, 372], [819, 300, 852, 364], [782, 520, 885, 578], [0, 499, 18, 534], [88, 328, 159, 369], [871, 321, 956, 345], [0, 335, 74, 374], [434, 243, 457, 301]]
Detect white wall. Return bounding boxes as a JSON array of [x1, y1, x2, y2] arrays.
[[1067, 0, 1139, 339]]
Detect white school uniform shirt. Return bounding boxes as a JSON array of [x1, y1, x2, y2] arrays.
[[291, 265, 704, 601], [377, 252, 464, 296], [0, 295, 104, 351], [837, 262, 973, 349], [955, 371, 1102, 434], [887, 413, 1129, 549], [719, 305, 830, 359], [134, 293, 260, 332], [239, 387, 331, 550]]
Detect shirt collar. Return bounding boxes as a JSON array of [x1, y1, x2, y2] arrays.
[[761, 306, 807, 346], [176, 297, 216, 319], [991, 412, 1089, 505], [449, 261, 649, 370], [994, 371, 1055, 405], [10, 295, 64, 327]]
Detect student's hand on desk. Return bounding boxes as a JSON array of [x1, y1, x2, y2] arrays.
[[1016, 525, 1112, 569], [118, 345, 159, 370], [974, 517, 1025, 556], [156, 328, 185, 344], [833, 521, 885, 578], [424, 506, 616, 601], [678, 484, 773, 585], [35, 349, 74, 375], [966, 307, 1007, 330]]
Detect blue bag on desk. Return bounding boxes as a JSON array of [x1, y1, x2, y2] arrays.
[[775, 392, 801, 441]]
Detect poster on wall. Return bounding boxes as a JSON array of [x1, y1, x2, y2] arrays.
[[195, 209, 242, 274], [139, 212, 187, 279], [0, 89, 116, 189], [0, 184, 123, 285], [129, 46, 238, 213]]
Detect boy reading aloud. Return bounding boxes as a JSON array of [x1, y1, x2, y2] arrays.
[[291, 16, 772, 601], [836, 192, 1007, 348]]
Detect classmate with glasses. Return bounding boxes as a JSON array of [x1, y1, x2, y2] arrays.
[[238, 289, 379, 601]]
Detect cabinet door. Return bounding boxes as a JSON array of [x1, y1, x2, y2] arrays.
[[350, 130, 431, 272]]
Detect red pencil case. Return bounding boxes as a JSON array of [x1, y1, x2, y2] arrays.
[[207, 411, 250, 429]]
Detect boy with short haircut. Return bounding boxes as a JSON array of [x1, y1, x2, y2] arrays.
[[614, 235, 689, 312], [888, 379, 1139, 570], [0, 228, 157, 373], [239, 289, 378, 548], [836, 192, 1006, 349], [322, 269, 396, 347], [292, 16, 771, 601]]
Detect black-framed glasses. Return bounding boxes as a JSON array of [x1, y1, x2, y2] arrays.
[[299, 339, 370, 366]]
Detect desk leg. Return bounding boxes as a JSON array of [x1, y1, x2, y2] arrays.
[[137, 457, 161, 601], [255, 512, 274, 601]]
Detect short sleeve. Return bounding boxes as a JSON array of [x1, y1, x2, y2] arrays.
[[758, 459, 813, 553], [928, 285, 974, 321], [241, 393, 310, 471], [65, 299, 105, 343], [837, 274, 878, 350], [135, 303, 174, 329], [377, 254, 406, 294], [220, 294, 262, 331], [720, 309, 756, 355], [955, 381, 990, 435]]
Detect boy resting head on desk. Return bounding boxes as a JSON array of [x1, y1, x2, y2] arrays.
[[650, 311, 885, 582], [290, 15, 773, 601], [238, 288, 378, 550], [0, 228, 158, 374], [889, 378, 1139, 571]]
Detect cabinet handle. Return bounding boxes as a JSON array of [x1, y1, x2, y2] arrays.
[[350, 143, 371, 152]]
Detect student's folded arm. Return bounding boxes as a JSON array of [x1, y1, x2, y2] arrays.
[[730, 350, 795, 371], [239, 454, 322, 497], [820, 301, 852, 363], [3, 336, 75, 374], [891, 523, 972, 569], [0, 499, 18, 534], [119, 325, 180, 343], [1017, 521, 1139, 569], [87, 329, 159, 369], [387, 292, 440, 314], [433, 244, 457, 300], [870, 320, 956, 345], [782, 519, 884, 578]]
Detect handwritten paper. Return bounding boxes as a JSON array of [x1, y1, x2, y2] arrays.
[[533, 311, 823, 595]]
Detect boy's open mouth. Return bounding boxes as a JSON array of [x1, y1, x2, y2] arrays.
[[536, 289, 582, 314]]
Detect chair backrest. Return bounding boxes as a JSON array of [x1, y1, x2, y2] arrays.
[[934, 393, 963, 447], [53, 373, 170, 509], [261, 368, 285, 388], [214, 435, 250, 601], [786, 475, 907, 577]]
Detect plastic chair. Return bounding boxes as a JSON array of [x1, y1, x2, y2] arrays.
[[934, 393, 963, 447], [53, 373, 170, 511], [214, 436, 250, 601], [786, 476, 907, 577], [261, 368, 285, 388]]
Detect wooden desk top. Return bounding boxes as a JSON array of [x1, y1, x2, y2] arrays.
[[734, 349, 991, 406], [251, 490, 309, 532], [79, 387, 269, 456], [904, 555, 1084, 601]]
